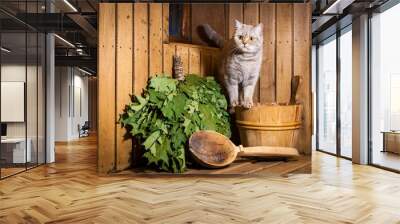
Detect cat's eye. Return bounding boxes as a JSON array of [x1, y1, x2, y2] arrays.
[[250, 37, 254, 41], [238, 35, 243, 40]]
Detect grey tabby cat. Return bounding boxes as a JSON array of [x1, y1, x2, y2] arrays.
[[202, 20, 263, 111]]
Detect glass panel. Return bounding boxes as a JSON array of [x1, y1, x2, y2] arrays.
[[38, 32, 45, 165], [26, 1, 39, 169], [371, 5, 400, 171], [0, 1, 46, 179], [27, 31, 38, 169], [1, 30, 27, 177], [339, 28, 352, 158], [317, 36, 337, 154]]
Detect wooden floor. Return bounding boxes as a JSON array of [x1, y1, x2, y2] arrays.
[[1, 136, 400, 223], [372, 150, 400, 171]]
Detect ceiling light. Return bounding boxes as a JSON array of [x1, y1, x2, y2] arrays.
[[77, 67, 93, 76], [1, 47, 11, 53], [322, 0, 354, 15], [63, 0, 78, 12], [54, 34, 75, 48]]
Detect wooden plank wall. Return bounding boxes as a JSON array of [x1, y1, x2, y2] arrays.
[[98, 3, 169, 173], [162, 43, 221, 77], [189, 3, 312, 155], [98, 3, 312, 173]]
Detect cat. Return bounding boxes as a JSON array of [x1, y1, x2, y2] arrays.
[[202, 20, 263, 111]]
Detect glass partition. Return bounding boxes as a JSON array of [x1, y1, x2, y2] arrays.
[[0, 30, 28, 177], [0, 1, 46, 179], [370, 4, 400, 171], [339, 27, 352, 158], [317, 35, 337, 154]]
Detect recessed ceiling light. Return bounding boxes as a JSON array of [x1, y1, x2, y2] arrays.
[[63, 0, 78, 12], [1, 47, 11, 53], [54, 34, 75, 48], [77, 67, 93, 76], [322, 0, 355, 15]]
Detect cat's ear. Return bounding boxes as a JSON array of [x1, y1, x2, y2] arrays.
[[254, 23, 263, 35], [235, 20, 242, 30]]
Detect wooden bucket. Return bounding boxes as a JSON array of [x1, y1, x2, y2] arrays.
[[235, 104, 302, 148]]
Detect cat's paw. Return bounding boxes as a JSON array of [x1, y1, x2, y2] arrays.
[[228, 100, 239, 113], [242, 99, 253, 109], [230, 100, 240, 107]]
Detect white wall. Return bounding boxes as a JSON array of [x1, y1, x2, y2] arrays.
[[55, 67, 89, 141], [1, 64, 36, 138], [1, 63, 46, 164]]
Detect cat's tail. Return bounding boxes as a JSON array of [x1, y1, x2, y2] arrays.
[[200, 24, 224, 48]]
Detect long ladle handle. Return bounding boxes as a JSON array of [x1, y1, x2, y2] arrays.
[[236, 145, 300, 158]]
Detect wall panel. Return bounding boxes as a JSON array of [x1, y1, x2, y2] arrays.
[[276, 4, 293, 104], [226, 4, 243, 39], [98, 3, 170, 173], [191, 4, 226, 45], [116, 3, 133, 170], [149, 3, 163, 76], [98, 3, 312, 172], [98, 3, 116, 173], [259, 3, 276, 104], [243, 3, 261, 103], [293, 3, 312, 154]]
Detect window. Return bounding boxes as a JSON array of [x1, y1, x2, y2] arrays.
[[316, 26, 353, 159], [339, 27, 352, 158], [370, 3, 400, 171], [0, 1, 47, 179], [317, 35, 337, 154]]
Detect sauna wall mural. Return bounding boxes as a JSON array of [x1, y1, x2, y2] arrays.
[[98, 3, 312, 174]]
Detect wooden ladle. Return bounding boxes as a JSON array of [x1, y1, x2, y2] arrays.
[[189, 130, 300, 168]]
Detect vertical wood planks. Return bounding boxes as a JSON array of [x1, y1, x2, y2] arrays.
[[163, 43, 173, 76], [149, 4, 163, 76], [276, 4, 293, 104], [200, 51, 211, 76], [99, 3, 169, 173], [162, 4, 169, 43], [98, 3, 116, 173], [165, 43, 220, 77], [226, 3, 243, 38], [189, 47, 201, 74], [116, 3, 133, 170], [293, 3, 312, 154], [191, 3, 226, 45], [259, 3, 276, 104], [133, 3, 149, 93], [243, 3, 260, 103], [162, 4, 169, 75]]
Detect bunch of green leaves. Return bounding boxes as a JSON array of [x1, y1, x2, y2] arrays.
[[120, 74, 231, 173]]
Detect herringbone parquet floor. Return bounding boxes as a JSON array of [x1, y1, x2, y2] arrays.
[[1, 136, 400, 223]]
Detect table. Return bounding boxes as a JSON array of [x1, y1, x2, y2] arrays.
[[1, 138, 31, 164], [382, 131, 400, 154]]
